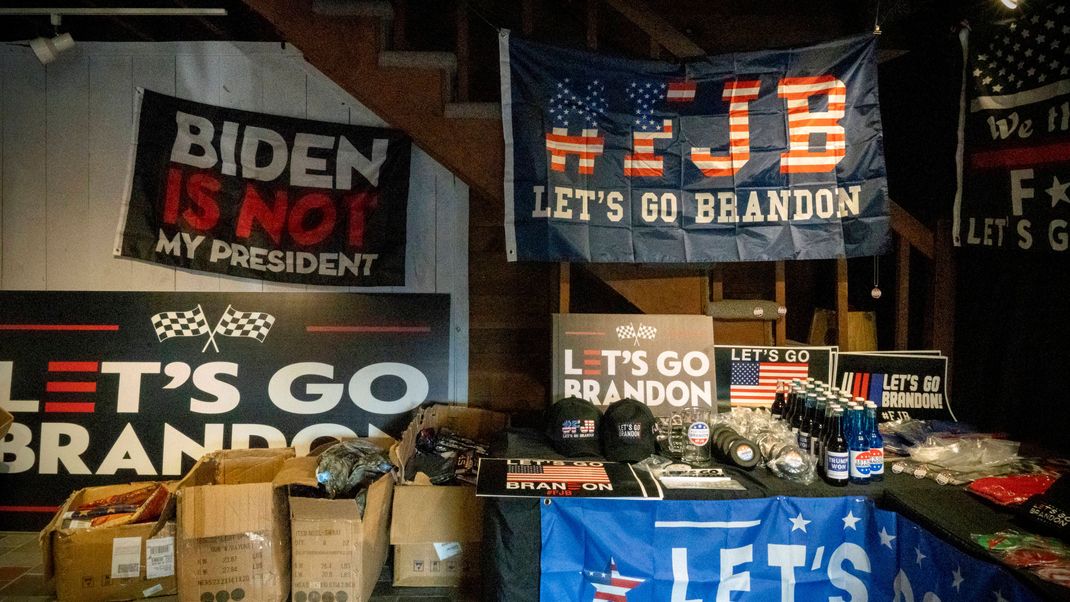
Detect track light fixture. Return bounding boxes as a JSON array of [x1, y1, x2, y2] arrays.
[[28, 14, 74, 65]]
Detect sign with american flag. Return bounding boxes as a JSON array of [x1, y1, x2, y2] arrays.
[[714, 345, 834, 408], [500, 32, 890, 263], [834, 352, 955, 422], [476, 458, 661, 499], [954, 1, 1070, 252]]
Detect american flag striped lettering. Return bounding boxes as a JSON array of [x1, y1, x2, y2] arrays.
[[691, 80, 762, 177], [506, 464, 610, 484], [778, 76, 848, 173]]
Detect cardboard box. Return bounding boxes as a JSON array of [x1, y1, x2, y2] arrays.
[[175, 447, 295, 602], [0, 405, 12, 439], [280, 454, 395, 602], [39, 481, 178, 601], [389, 404, 506, 587]]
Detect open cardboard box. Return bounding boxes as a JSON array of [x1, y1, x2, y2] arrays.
[[39, 481, 178, 601], [278, 450, 395, 602], [388, 404, 507, 586], [175, 447, 295, 602]]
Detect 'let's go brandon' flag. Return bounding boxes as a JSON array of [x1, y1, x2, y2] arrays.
[[499, 32, 890, 263], [955, 1, 1070, 252]]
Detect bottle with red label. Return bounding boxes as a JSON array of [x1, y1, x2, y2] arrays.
[[865, 401, 884, 481], [848, 406, 870, 484]]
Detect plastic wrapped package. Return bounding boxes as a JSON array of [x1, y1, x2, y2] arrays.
[[714, 408, 816, 483], [968, 474, 1058, 506], [315, 440, 394, 499], [973, 530, 1070, 589]]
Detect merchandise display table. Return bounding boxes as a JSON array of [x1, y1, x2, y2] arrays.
[[481, 429, 1065, 601]]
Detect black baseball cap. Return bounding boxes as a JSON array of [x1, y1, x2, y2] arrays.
[[545, 397, 603, 458], [602, 398, 656, 463]]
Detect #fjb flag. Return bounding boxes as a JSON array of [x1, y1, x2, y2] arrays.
[[954, 1, 1070, 252], [729, 361, 808, 405], [500, 31, 890, 263]]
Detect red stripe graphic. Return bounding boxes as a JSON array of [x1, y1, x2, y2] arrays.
[[45, 402, 96, 413], [969, 141, 1070, 170], [306, 326, 431, 333], [0, 505, 61, 513], [0, 324, 118, 331], [48, 361, 99, 372], [46, 382, 96, 393]]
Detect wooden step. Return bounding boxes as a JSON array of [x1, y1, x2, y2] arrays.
[[311, 0, 394, 17], [445, 102, 501, 120], [379, 50, 457, 72]]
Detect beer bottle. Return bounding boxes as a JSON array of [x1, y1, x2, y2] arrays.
[[848, 407, 870, 484], [865, 401, 884, 482], [771, 382, 786, 420], [824, 408, 849, 486], [790, 388, 806, 436], [797, 392, 816, 451], [811, 395, 827, 457]]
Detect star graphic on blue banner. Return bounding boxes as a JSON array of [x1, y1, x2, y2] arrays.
[[582, 558, 645, 601], [879, 526, 896, 548], [952, 566, 964, 591], [842, 510, 861, 530], [915, 546, 927, 566], [789, 512, 811, 532]]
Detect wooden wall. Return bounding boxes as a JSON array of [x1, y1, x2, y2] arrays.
[[0, 41, 469, 400]]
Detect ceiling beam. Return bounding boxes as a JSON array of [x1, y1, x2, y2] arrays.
[[602, 0, 706, 59]]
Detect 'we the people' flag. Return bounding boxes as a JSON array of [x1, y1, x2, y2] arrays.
[[500, 32, 890, 263], [955, 1, 1070, 252]]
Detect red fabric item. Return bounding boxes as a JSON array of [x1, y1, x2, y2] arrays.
[[968, 474, 1057, 506]]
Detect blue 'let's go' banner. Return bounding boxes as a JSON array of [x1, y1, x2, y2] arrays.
[[500, 33, 890, 263], [541, 496, 1040, 601]]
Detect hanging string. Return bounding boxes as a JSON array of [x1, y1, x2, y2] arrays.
[[874, 0, 882, 35], [468, 1, 505, 34], [871, 255, 882, 299]]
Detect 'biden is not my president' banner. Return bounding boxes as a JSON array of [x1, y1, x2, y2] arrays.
[[115, 89, 412, 286]]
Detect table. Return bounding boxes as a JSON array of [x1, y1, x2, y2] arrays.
[[480, 428, 1066, 601]]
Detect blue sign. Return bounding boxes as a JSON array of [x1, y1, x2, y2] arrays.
[[499, 33, 890, 263], [541, 496, 1040, 601]]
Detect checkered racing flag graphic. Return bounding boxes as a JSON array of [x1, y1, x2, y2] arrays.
[[616, 322, 657, 346], [215, 306, 276, 342], [151, 306, 211, 342]]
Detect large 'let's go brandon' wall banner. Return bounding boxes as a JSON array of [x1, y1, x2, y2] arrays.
[[0, 291, 448, 530], [115, 89, 412, 286], [500, 33, 890, 263]]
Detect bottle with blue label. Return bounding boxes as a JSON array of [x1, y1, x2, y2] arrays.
[[848, 406, 870, 484], [824, 408, 848, 486], [865, 401, 884, 482]]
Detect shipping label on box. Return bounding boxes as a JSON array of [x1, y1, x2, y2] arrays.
[[291, 519, 360, 597], [179, 532, 280, 602], [393, 542, 479, 587]]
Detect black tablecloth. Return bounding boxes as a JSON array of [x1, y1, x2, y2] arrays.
[[480, 428, 1068, 601]]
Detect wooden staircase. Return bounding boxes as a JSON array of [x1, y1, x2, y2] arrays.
[[243, 0, 504, 203]]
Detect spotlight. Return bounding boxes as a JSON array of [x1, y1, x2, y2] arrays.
[[1000, 0, 1019, 9], [30, 33, 75, 65]]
